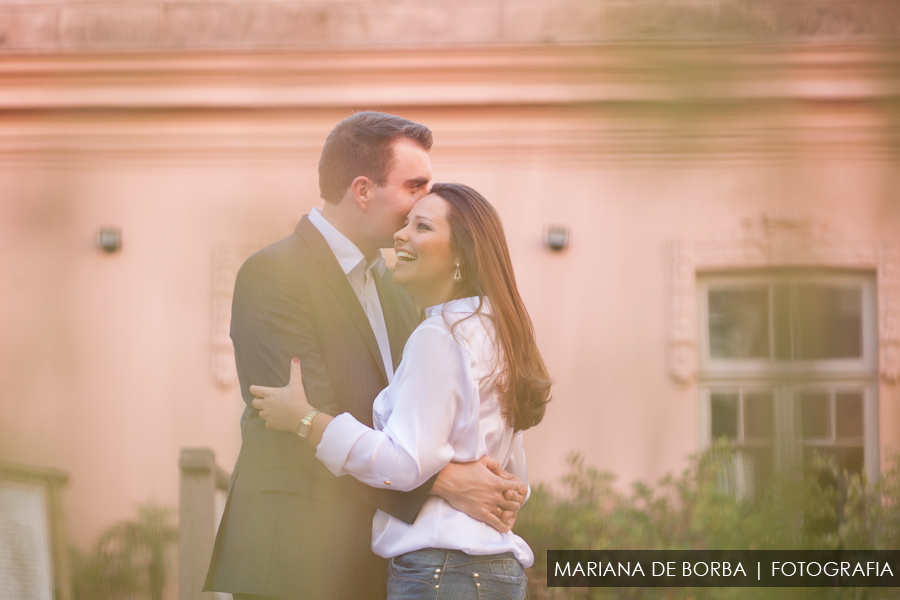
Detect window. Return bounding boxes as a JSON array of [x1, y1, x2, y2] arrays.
[[698, 271, 878, 492]]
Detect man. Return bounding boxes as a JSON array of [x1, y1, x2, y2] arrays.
[[204, 112, 524, 600]]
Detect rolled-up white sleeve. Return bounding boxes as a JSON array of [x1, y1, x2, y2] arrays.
[[316, 324, 474, 491], [315, 412, 373, 476]]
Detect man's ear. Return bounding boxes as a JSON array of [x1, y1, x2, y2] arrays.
[[349, 176, 372, 211]]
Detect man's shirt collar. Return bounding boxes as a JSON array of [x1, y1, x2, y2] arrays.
[[308, 208, 385, 276]]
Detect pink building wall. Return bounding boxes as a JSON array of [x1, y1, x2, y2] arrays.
[[0, 4, 899, 556]]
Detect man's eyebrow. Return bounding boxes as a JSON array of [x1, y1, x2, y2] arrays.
[[405, 177, 429, 187]]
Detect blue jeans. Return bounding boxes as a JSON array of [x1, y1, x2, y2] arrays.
[[386, 548, 526, 600]]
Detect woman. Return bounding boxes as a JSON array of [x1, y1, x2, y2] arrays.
[[251, 183, 551, 600]]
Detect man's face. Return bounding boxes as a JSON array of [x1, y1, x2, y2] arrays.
[[366, 138, 432, 248]]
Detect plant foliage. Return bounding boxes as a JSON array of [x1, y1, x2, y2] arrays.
[[517, 445, 900, 600], [70, 503, 177, 600]]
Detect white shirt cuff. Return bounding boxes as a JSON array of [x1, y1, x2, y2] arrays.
[[315, 412, 371, 476]]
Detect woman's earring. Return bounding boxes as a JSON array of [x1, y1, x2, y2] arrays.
[[453, 262, 461, 282]]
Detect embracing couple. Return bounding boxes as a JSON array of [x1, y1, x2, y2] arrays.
[[204, 111, 552, 600]]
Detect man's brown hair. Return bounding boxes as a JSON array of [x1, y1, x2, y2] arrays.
[[318, 111, 433, 204]]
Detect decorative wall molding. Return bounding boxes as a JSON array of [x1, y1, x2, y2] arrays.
[[4, 120, 896, 168], [1, 0, 900, 52], [2, 43, 899, 112], [211, 242, 265, 388], [1, 41, 898, 165], [670, 214, 900, 384]]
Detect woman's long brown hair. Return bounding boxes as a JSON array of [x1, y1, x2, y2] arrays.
[[431, 183, 551, 432]]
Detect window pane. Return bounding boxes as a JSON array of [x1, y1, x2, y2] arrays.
[[708, 288, 770, 359], [835, 392, 864, 439], [794, 285, 862, 360], [744, 392, 774, 438], [832, 447, 864, 474], [711, 393, 738, 440], [773, 283, 792, 360], [803, 447, 864, 474], [742, 446, 774, 493], [798, 392, 831, 440]]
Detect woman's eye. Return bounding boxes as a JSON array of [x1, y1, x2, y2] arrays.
[[416, 223, 431, 231]]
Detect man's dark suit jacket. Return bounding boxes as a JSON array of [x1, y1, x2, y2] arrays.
[[204, 216, 429, 600]]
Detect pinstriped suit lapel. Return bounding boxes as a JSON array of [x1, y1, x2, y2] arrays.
[[296, 217, 388, 384]]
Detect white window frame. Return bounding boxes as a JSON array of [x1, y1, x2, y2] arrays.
[[699, 384, 879, 481], [697, 271, 878, 379], [697, 270, 879, 481]]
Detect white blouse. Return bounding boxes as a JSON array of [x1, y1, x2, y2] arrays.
[[316, 296, 533, 567]]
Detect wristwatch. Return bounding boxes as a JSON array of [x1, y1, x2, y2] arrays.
[[296, 408, 321, 439]]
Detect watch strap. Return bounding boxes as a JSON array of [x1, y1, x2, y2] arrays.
[[296, 408, 321, 439]]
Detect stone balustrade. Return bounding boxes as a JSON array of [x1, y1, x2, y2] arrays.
[[179, 448, 230, 600]]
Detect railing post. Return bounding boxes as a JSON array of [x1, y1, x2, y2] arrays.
[[179, 448, 229, 600]]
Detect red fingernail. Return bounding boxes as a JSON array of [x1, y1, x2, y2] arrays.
[[293, 357, 299, 364]]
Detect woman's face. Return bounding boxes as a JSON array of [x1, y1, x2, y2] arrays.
[[392, 193, 458, 308]]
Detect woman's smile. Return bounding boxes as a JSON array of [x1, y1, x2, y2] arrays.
[[392, 193, 458, 308], [395, 249, 417, 262]]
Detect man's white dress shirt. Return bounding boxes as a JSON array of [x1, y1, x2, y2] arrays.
[[308, 208, 393, 382], [316, 296, 533, 567]]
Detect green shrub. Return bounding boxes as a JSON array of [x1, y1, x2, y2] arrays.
[[517, 445, 900, 600]]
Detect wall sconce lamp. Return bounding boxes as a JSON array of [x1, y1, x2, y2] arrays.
[[96, 227, 121, 253], [545, 225, 569, 252]]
